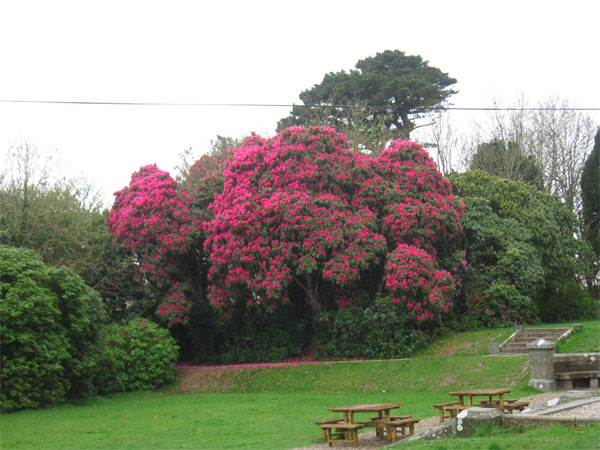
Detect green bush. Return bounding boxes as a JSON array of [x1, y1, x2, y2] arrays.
[[537, 278, 598, 322], [95, 319, 179, 393], [215, 301, 308, 364], [448, 171, 592, 326], [314, 296, 430, 360], [0, 245, 105, 412]]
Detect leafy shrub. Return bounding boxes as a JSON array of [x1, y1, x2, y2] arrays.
[[0, 245, 105, 412], [448, 171, 591, 326], [314, 296, 430, 360], [537, 278, 598, 322], [95, 319, 179, 393], [216, 301, 308, 364]]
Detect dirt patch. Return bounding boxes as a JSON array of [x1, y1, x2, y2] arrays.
[[439, 374, 457, 387]]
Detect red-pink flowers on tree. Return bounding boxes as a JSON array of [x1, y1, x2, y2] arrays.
[[205, 128, 386, 313], [107, 164, 202, 325], [385, 244, 455, 322], [108, 127, 464, 327], [205, 127, 464, 323]]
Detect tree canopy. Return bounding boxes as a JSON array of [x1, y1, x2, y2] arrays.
[[277, 50, 457, 142], [581, 128, 599, 261], [448, 170, 595, 325], [470, 139, 544, 190], [205, 126, 464, 324]]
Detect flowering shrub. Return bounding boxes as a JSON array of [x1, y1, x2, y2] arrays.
[[385, 244, 455, 322], [107, 164, 203, 325], [205, 127, 464, 325], [205, 127, 387, 313], [108, 128, 463, 332]]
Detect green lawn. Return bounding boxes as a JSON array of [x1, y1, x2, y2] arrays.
[[554, 320, 600, 353], [1, 320, 599, 449]]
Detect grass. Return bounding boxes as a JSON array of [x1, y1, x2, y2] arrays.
[[172, 355, 530, 394], [1, 319, 598, 449], [1, 355, 534, 449], [416, 327, 515, 357], [554, 320, 600, 353]]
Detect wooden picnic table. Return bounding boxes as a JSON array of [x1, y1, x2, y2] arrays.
[[328, 403, 403, 424], [320, 403, 418, 446], [448, 388, 512, 408]]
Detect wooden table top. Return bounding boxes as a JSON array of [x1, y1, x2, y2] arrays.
[[328, 403, 403, 412], [448, 388, 512, 396]]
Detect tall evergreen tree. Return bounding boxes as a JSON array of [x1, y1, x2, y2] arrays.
[[581, 128, 600, 261], [277, 50, 457, 142]]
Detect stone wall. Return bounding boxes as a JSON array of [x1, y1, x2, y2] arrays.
[[553, 353, 600, 389]]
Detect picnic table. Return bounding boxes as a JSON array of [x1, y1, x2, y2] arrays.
[[434, 388, 529, 421], [328, 403, 403, 424], [448, 388, 512, 408], [318, 403, 418, 446]]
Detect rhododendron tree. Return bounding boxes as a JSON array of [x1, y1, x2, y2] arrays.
[[108, 127, 464, 330], [205, 127, 387, 313], [205, 127, 464, 324], [367, 140, 465, 322], [107, 164, 204, 325]]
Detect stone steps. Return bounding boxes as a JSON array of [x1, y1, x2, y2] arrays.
[[499, 328, 570, 354]]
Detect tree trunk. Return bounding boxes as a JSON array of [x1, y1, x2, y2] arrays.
[[293, 274, 322, 313]]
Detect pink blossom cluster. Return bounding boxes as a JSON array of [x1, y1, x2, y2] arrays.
[[107, 164, 201, 324], [385, 244, 454, 321], [159, 281, 192, 325]]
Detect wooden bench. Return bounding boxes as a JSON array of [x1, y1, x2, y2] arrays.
[[500, 401, 529, 414], [364, 415, 411, 438], [319, 423, 366, 447], [442, 404, 471, 420], [478, 398, 518, 406], [384, 417, 420, 443], [369, 414, 411, 421], [315, 418, 344, 440], [433, 401, 461, 423]]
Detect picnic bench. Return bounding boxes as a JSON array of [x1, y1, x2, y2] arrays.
[[317, 403, 415, 446], [478, 398, 529, 413], [435, 388, 516, 422], [499, 401, 529, 413], [384, 417, 420, 443], [319, 422, 365, 447], [314, 418, 344, 440], [433, 401, 461, 423]]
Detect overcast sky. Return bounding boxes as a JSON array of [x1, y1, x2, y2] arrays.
[[1, 0, 598, 207]]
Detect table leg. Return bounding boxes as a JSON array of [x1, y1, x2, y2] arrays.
[[498, 394, 505, 410], [376, 412, 383, 439], [343, 412, 351, 440], [383, 410, 391, 439]]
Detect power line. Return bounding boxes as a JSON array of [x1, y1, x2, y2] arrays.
[[0, 98, 599, 111]]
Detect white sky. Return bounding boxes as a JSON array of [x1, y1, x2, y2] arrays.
[[1, 0, 599, 207]]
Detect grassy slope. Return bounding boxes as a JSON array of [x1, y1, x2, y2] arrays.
[[1, 320, 598, 449]]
